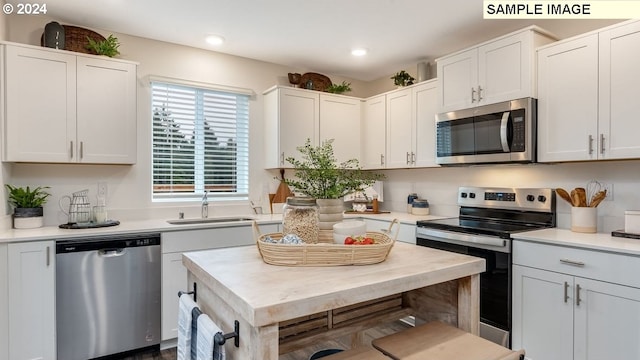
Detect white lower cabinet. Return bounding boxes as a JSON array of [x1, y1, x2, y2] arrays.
[[512, 240, 640, 360], [161, 224, 278, 341], [363, 218, 416, 244], [7, 241, 56, 360], [0, 244, 8, 360]]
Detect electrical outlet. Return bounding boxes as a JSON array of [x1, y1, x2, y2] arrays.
[[603, 183, 613, 201], [97, 181, 108, 199]]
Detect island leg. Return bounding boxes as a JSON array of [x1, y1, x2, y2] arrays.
[[457, 274, 480, 335]]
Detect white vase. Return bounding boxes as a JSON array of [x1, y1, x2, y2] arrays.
[[316, 198, 345, 230]]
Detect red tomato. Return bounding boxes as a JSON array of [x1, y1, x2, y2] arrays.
[[344, 236, 355, 245], [362, 238, 374, 245]]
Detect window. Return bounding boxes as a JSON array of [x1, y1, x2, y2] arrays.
[[151, 80, 249, 201]]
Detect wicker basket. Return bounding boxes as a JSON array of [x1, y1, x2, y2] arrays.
[[253, 220, 398, 266], [41, 25, 106, 55]]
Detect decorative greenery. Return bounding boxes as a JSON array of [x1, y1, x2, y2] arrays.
[[284, 139, 385, 199], [326, 81, 352, 94], [6, 185, 51, 208], [86, 34, 121, 57], [391, 70, 415, 87]]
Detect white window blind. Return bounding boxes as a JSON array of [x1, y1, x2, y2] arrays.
[[151, 81, 249, 201]]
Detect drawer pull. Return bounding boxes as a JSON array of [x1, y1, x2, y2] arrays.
[[576, 284, 582, 306], [560, 258, 585, 267], [564, 281, 569, 303]]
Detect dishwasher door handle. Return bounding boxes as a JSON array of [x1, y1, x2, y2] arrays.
[[98, 248, 125, 257]]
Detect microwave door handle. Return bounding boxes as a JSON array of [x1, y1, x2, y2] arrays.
[[500, 111, 510, 152]]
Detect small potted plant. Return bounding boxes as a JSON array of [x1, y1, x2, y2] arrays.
[[326, 81, 352, 94], [86, 34, 121, 57], [391, 70, 415, 87], [284, 139, 384, 229], [6, 185, 51, 229]]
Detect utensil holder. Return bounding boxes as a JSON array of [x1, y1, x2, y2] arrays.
[[571, 207, 597, 233]]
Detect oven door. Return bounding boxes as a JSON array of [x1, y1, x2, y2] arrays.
[[416, 228, 511, 347]]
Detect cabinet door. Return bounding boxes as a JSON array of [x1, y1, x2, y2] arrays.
[[278, 88, 319, 167], [0, 244, 7, 360], [478, 32, 530, 105], [8, 241, 55, 360], [599, 21, 640, 160], [412, 80, 439, 168], [573, 278, 640, 360], [512, 265, 573, 360], [386, 88, 413, 168], [363, 219, 414, 244], [437, 48, 477, 112], [77, 57, 137, 164], [320, 94, 361, 164], [161, 252, 187, 341], [537, 34, 599, 162], [3, 45, 76, 162], [361, 95, 386, 169]]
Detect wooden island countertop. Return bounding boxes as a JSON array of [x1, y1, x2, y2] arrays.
[[182, 241, 485, 359]]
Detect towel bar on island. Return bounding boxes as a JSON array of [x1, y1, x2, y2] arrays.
[[178, 288, 240, 348]]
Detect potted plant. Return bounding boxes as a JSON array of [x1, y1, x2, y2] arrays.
[[326, 81, 352, 94], [6, 185, 51, 229], [391, 70, 415, 87], [86, 34, 121, 57], [284, 139, 384, 229]]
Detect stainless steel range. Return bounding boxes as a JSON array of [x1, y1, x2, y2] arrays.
[[416, 186, 556, 347]]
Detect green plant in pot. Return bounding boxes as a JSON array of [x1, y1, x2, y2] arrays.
[[284, 139, 385, 230], [86, 34, 120, 57], [326, 81, 352, 94], [391, 70, 415, 87], [6, 185, 51, 229]]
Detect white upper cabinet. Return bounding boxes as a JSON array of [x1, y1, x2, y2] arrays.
[[263, 86, 361, 168], [386, 80, 439, 169], [319, 93, 362, 164], [361, 94, 386, 169], [538, 20, 640, 162], [437, 27, 556, 112], [2, 42, 138, 164]]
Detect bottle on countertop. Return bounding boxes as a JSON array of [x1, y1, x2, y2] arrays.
[[407, 193, 418, 213], [372, 195, 379, 213]]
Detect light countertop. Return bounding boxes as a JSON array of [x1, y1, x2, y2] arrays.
[[0, 211, 442, 244], [513, 228, 640, 256]]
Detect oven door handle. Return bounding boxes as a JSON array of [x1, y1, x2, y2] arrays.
[[417, 228, 506, 248]]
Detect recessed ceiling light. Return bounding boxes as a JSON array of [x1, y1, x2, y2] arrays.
[[206, 35, 225, 46], [351, 48, 368, 56]]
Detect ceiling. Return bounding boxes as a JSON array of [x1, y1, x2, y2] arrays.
[[15, 0, 623, 81]]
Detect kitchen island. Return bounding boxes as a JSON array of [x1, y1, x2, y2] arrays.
[[182, 241, 485, 359]]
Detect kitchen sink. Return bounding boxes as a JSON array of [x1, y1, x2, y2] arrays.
[[166, 216, 256, 225]]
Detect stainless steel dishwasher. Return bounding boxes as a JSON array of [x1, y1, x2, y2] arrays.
[[56, 233, 161, 360]]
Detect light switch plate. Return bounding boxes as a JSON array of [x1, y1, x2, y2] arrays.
[[97, 181, 108, 199]]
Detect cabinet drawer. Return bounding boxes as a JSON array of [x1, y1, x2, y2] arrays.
[[513, 240, 640, 288]]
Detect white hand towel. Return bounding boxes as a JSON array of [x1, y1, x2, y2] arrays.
[[197, 314, 226, 360], [177, 294, 198, 360]]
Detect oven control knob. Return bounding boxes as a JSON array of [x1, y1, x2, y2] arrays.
[[461, 192, 468, 198], [526, 194, 535, 202], [469, 193, 476, 199], [538, 195, 547, 203]]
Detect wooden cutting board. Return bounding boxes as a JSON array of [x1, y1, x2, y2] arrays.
[[272, 168, 293, 204]]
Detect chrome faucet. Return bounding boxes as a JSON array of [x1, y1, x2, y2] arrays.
[[201, 191, 209, 218]]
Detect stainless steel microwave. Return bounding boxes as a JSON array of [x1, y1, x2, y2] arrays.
[[436, 98, 537, 165]]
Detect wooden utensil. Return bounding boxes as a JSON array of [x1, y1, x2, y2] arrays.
[[570, 189, 579, 207], [556, 188, 573, 205], [575, 187, 587, 207], [272, 169, 293, 204], [589, 190, 607, 208]]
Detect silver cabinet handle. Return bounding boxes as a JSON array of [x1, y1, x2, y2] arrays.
[[70, 141, 74, 159], [411, 152, 416, 164], [380, 154, 384, 166], [280, 152, 285, 166], [588, 135, 594, 155], [477, 85, 483, 101], [560, 258, 585, 267], [576, 284, 582, 306], [406, 152, 410, 165], [600, 133, 605, 154], [46, 246, 50, 267], [80, 141, 84, 159], [471, 87, 477, 103], [564, 281, 570, 303]]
